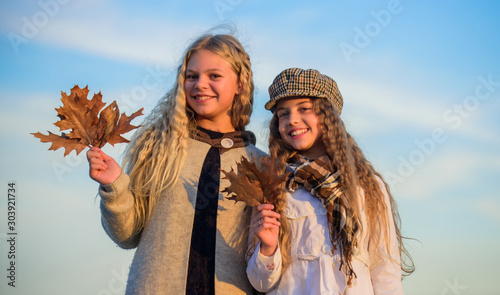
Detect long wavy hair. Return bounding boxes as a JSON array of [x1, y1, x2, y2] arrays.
[[268, 97, 415, 282], [122, 34, 254, 234]]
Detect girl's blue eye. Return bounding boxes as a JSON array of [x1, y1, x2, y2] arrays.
[[186, 74, 197, 80]]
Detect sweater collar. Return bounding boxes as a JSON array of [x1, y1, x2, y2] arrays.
[[193, 126, 256, 150]]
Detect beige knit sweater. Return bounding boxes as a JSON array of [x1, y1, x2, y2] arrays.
[[99, 129, 265, 294]]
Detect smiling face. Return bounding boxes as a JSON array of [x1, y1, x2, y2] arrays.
[[276, 97, 326, 159], [184, 49, 241, 132]]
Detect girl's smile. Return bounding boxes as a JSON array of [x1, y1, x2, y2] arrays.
[[288, 128, 309, 137], [193, 95, 216, 101], [276, 97, 326, 159]]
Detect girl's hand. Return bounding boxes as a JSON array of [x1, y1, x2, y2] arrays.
[[253, 203, 281, 256], [86, 147, 122, 185]]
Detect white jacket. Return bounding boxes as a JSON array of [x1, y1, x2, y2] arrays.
[[247, 178, 404, 294]]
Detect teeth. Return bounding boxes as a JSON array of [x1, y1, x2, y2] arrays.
[[290, 129, 308, 136], [196, 96, 213, 101]]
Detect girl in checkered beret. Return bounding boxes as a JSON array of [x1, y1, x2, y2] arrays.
[[246, 68, 414, 294]]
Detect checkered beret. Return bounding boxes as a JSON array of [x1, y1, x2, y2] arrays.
[[266, 68, 343, 114]]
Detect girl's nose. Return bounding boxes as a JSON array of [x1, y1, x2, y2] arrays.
[[288, 111, 300, 125], [195, 76, 208, 90]]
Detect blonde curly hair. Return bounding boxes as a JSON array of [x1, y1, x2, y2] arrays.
[[122, 34, 254, 234]]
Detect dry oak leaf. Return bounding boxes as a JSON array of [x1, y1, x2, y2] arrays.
[[32, 85, 143, 156], [221, 164, 264, 207], [221, 154, 290, 207]]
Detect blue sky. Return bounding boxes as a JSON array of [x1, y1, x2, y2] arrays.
[[1, 1, 499, 294]]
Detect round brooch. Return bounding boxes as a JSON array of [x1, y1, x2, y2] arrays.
[[221, 138, 234, 148]]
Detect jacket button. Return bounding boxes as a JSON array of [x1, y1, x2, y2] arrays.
[[322, 244, 332, 254], [221, 138, 234, 148]]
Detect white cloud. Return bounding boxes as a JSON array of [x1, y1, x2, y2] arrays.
[[1, 3, 207, 67], [388, 148, 500, 200], [343, 79, 447, 129], [37, 17, 191, 66], [338, 73, 500, 147]]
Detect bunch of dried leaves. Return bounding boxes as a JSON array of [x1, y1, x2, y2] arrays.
[[221, 155, 290, 207], [32, 85, 143, 156]]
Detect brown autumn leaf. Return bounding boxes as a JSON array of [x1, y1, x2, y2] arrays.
[[221, 154, 290, 207], [221, 165, 264, 207], [32, 85, 144, 156]]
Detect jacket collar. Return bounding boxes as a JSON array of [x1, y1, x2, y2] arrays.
[[193, 126, 256, 150]]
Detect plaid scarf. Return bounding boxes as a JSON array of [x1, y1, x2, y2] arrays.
[[286, 154, 358, 283]]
